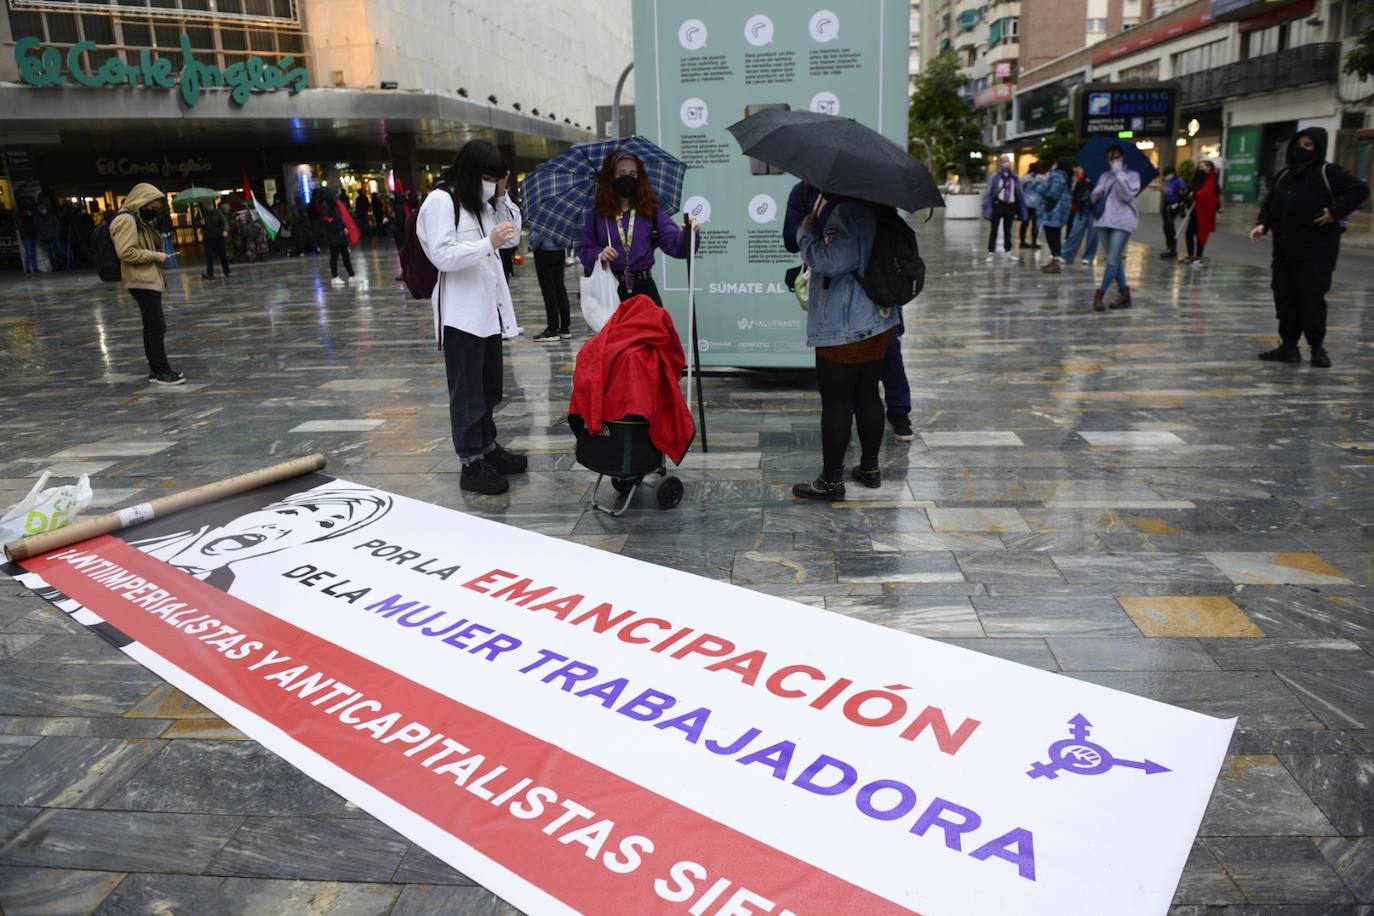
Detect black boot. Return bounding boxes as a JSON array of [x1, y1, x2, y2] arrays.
[[1258, 345, 1302, 364], [851, 458, 881, 489], [1310, 347, 1332, 369], [793, 467, 845, 501]]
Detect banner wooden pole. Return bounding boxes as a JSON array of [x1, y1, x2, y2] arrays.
[[3, 453, 328, 563]]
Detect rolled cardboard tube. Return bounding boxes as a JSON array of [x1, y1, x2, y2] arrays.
[[3, 453, 327, 563]]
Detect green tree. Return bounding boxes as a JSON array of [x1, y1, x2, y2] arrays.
[[1040, 118, 1081, 161], [1344, 0, 1374, 80], [909, 50, 988, 180]]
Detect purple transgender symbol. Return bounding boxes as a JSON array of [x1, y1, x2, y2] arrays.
[[1027, 714, 1171, 780]]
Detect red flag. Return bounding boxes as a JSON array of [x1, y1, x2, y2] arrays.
[[395, 174, 412, 221], [336, 198, 362, 246], [241, 169, 254, 201]]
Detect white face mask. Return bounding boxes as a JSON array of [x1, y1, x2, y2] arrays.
[[481, 180, 497, 201], [1109, 159, 1124, 172]]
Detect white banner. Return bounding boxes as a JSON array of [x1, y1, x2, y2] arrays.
[[16, 474, 1233, 914]]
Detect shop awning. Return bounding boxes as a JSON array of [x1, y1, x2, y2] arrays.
[[988, 18, 1003, 44], [956, 9, 980, 30]]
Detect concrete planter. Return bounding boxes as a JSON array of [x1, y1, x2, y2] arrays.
[[944, 194, 982, 220]]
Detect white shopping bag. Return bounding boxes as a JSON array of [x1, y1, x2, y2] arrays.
[[0, 472, 93, 546], [579, 261, 620, 333]]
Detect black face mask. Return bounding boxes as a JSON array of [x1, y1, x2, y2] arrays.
[[613, 175, 639, 199], [1291, 146, 1317, 165]]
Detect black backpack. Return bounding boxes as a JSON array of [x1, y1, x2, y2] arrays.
[[91, 216, 123, 282], [854, 204, 924, 311]]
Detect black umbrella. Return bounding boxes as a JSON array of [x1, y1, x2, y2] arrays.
[[725, 109, 944, 212]]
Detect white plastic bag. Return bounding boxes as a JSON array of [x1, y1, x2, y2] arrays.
[[0, 472, 93, 546], [580, 261, 620, 333]]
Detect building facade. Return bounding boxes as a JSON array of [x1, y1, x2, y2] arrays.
[[0, 0, 632, 220], [1011, 0, 1372, 203]]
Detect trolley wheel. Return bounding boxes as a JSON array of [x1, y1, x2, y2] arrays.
[[611, 477, 638, 495], [655, 476, 684, 510]]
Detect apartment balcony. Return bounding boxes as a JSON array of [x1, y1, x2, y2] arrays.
[[1176, 42, 1340, 109]]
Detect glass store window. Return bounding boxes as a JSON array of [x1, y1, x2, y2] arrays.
[[1246, 24, 1282, 58], [1172, 39, 1228, 76]]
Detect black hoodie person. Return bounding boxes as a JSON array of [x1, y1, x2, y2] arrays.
[[1251, 128, 1369, 368]]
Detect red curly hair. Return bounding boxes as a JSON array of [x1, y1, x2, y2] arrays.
[[594, 151, 659, 218]]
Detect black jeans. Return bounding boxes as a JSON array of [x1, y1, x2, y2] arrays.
[[534, 247, 571, 331], [1020, 207, 1039, 245], [443, 327, 504, 462], [988, 201, 1016, 252], [330, 244, 354, 278], [1044, 226, 1063, 258], [129, 288, 172, 375], [1162, 203, 1180, 252], [816, 351, 885, 474], [1186, 215, 1205, 258], [1273, 258, 1333, 350], [499, 247, 515, 278], [205, 236, 230, 277], [617, 272, 663, 307]]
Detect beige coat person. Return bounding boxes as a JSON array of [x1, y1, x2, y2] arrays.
[[109, 182, 168, 292]]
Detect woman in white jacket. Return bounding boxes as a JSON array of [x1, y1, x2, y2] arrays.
[[417, 140, 528, 495]]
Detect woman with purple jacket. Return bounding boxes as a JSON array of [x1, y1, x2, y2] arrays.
[[1090, 144, 1141, 312], [577, 150, 697, 307]]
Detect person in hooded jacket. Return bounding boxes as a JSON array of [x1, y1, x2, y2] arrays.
[[1183, 160, 1219, 264], [110, 182, 184, 385], [1037, 158, 1073, 274], [1251, 128, 1369, 368]]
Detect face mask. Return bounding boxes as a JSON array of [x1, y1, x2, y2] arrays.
[[481, 180, 497, 201], [999, 164, 1010, 174], [613, 175, 639, 198], [1109, 159, 1123, 172], [1292, 146, 1317, 164]]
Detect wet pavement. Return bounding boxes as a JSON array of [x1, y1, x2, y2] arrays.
[[1, 217, 1372, 914]]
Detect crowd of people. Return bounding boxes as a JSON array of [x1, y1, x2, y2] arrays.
[[72, 125, 1371, 500]]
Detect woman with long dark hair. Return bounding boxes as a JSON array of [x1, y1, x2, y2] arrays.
[[417, 139, 527, 495], [577, 150, 696, 306], [1183, 160, 1219, 265]]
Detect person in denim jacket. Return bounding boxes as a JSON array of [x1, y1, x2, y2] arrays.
[[792, 195, 902, 501]]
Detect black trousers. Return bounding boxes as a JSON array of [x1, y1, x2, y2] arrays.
[[617, 272, 663, 307], [1272, 258, 1333, 350], [1020, 207, 1039, 245], [816, 351, 885, 473], [443, 327, 504, 461], [129, 288, 172, 375], [1162, 204, 1180, 252], [499, 247, 515, 278], [988, 201, 1016, 252], [330, 244, 354, 278], [1186, 215, 1205, 258], [534, 247, 571, 331], [205, 236, 230, 277], [1044, 225, 1063, 258]]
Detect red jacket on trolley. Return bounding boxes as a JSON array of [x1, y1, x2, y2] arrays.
[[569, 295, 694, 465]]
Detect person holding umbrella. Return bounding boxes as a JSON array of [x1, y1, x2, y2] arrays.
[[1090, 144, 1142, 312], [577, 150, 696, 307], [1250, 127, 1369, 368]]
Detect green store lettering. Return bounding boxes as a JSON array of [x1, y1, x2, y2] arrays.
[[14, 36, 309, 107]]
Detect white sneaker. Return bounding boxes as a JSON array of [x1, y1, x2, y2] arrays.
[[330, 277, 346, 287], [985, 254, 996, 263], [1004, 252, 1018, 261], [1080, 259, 1092, 265]]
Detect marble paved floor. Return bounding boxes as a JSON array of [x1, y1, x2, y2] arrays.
[[1, 219, 1373, 914]]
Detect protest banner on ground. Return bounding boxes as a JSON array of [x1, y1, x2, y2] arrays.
[[11, 471, 1234, 914]]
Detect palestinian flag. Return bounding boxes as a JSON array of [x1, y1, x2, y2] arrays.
[[241, 170, 281, 239]]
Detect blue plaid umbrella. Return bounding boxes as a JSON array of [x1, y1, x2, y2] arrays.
[[523, 136, 686, 247]]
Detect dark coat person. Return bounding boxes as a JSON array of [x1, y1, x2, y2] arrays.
[[1252, 128, 1369, 368]]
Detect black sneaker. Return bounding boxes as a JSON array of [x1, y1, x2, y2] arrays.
[[533, 327, 561, 343], [1311, 348, 1332, 369], [460, 459, 509, 495], [1257, 346, 1302, 364], [1159, 250, 1177, 260], [202, 273, 216, 280], [486, 444, 528, 475], [149, 370, 186, 386], [888, 414, 914, 442]]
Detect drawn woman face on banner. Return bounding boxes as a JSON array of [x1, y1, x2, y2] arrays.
[[143, 487, 392, 574]]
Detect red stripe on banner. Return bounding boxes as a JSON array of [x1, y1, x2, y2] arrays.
[[25, 537, 914, 915]]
